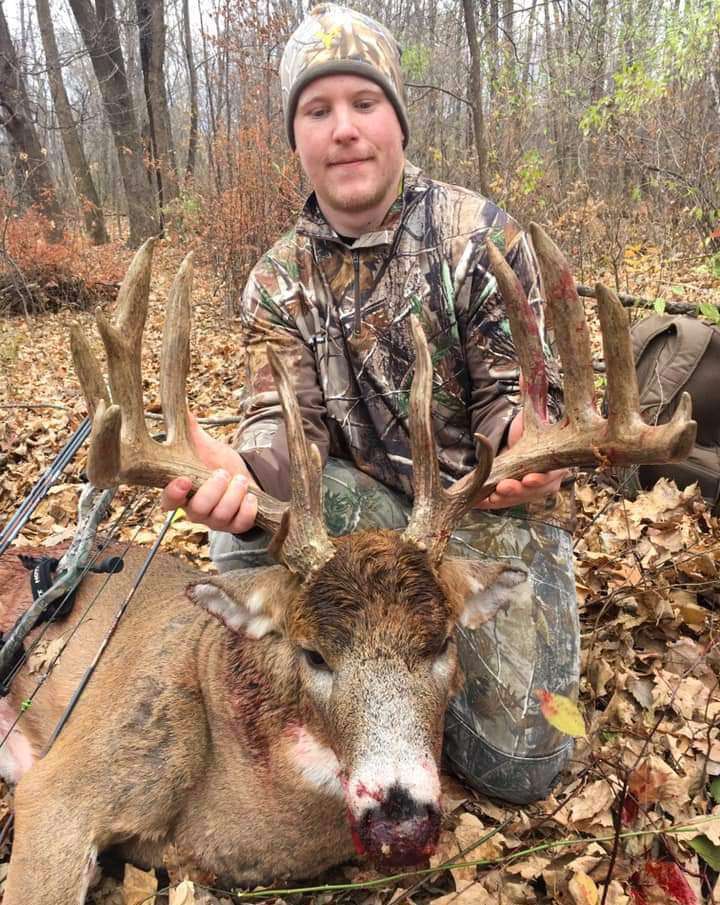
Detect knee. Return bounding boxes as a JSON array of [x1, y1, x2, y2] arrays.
[[443, 711, 573, 805]]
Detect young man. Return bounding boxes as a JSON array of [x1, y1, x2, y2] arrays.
[[162, 3, 579, 804]]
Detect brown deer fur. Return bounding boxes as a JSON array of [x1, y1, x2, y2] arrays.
[[0, 537, 526, 904]]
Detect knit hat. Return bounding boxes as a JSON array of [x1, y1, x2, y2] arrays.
[[280, 3, 409, 150]]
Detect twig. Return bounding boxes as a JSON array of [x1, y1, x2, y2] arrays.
[[0, 404, 242, 427], [0, 403, 70, 411], [144, 412, 243, 427], [576, 284, 705, 316]]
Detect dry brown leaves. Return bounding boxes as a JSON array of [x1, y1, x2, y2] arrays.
[[0, 240, 719, 903]]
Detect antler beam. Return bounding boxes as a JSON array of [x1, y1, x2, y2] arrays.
[[402, 225, 696, 565], [485, 225, 696, 488], [71, 241, 287, 539]]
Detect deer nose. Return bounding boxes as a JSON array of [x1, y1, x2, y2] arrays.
[[358, 784, 442, 867]]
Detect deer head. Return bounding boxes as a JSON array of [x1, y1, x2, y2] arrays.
[[70, 231, 695, 867]]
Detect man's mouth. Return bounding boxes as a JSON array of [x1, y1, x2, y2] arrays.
[[329, 158, 371, 168]]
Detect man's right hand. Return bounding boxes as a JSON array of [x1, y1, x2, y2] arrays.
[[160, 414, 258, 534]]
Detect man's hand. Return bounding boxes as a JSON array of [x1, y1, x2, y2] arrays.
[[160, 414, 258, 534], [475, 411, 569, 510]]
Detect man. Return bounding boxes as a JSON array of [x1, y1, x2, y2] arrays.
[[162, 3, 579, 804]]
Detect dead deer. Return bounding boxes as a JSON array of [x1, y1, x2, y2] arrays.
[[0, 229, 695, 905]]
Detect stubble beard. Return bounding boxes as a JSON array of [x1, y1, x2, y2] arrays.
[[325, 171, 394, 213]]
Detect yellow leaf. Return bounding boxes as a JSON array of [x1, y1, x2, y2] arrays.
[[535, 689, 586, 737], [169, 881, 197, 905], [123, 863, 157, 905], [568, 871, 600, 905]]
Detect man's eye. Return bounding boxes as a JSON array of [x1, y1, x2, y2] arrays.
[[302, 648, 331, 671], [308, 107, 327, 118], [356, 100, 375, 111]]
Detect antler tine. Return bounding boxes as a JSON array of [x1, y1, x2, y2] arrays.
[[402, 316, 494, 566], [529, 224, 603, 433], [70, 324, 110, 420], [160, 253, 194, 449], [596, 283, 695, 459], [484, 239, 547, 437], [95, 237, 156, 447], [483, 225, 696, 489], [265, 346, 336, 579], [71, 243, 288, 537]]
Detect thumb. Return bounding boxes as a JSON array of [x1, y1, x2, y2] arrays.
[[186, 412, 241, 473], [188, 412, 219, 465], [507, 410, 524, 448]]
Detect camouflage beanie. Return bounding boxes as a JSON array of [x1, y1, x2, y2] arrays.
[[280, 3, 409, 150]]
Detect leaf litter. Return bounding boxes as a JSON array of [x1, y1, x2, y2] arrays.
[[0, 242, 719, 902]]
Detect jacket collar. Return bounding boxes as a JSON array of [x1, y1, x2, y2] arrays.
[[295, 161, 426, 248]]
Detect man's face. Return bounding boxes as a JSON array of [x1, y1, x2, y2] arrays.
[[293, 74, 405, 226]]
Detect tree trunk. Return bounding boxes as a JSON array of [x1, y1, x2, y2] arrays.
[[136, 0, 178, 215], [198, 0, 220, 193], [67, 0, 157, 246], [0, 2, 64, 239], [461, 0, 490, 195], [35, 0, 108, 244], [181, 0, 198, 179]]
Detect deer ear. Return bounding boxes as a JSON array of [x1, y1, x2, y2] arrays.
[[443, 559, 531, 629], [188, 569, 291, 639]]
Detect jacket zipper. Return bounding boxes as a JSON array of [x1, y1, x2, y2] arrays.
[[352, 251, 361, 335]]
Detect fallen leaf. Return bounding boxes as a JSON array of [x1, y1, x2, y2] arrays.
[[644, 860, 697, 905], [535, 690, 586, 737], [169, 880, 197, 905], [123, 863, 157, 905], [27, 635, 66, 674], [568, 871, 600, 905]]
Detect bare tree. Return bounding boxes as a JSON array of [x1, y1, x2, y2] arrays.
[[181, 0, 198, 179], [67, 0, 157, 246], [35, 0, 108, 244], [0, 0, 63, 239], [461, 0, 490, 195], [136, 0, 178, 214]]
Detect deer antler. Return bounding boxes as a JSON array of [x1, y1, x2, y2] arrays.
[[486, 224, 696, 485], [401, 317, 495, 559], [402, 226, 696, 566], [70, 241, 291, 549]]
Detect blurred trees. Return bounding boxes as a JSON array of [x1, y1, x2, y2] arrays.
[[35, 0, 107, 244], [0, 0, 716, 266], [0, 0, 63, 239]]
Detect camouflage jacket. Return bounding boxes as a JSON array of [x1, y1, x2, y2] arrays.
[[235, 162, 561, 501]]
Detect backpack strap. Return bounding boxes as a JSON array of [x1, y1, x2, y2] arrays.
[[632, 315, 713, 413]]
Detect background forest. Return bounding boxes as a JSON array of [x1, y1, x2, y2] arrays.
[[1, 1, 720, 904], [0, 0, 719, 310]]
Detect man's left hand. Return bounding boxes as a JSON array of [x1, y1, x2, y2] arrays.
[[475, 411, 569, 510]]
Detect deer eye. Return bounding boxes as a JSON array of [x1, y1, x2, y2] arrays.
[[302, 648, 331, 672], [438, 635, 453, 656]]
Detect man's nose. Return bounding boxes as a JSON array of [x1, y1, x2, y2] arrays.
[[331, 107, 361, 142]]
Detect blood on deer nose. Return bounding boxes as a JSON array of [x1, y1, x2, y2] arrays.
[[358, 784, 442, 867]]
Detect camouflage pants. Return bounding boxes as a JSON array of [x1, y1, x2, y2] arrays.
[[210, 458, 580, 805]]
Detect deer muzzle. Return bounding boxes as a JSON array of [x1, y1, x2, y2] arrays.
[[334, 660, 446, 865], [355, 783, 442, 866]]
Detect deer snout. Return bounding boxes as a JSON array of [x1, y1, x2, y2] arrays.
[[358, 784, 441, 866]]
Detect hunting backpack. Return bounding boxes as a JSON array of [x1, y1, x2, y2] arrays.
[[627, 314, 720, 511]]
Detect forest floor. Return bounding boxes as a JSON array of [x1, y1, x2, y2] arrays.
[[1, 237, 720, 905]]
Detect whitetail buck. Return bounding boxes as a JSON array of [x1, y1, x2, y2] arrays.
[[0, 229, 695, 904]]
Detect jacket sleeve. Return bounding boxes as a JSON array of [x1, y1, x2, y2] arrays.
[[233, 253, 329, 502], [461, 225, 563, 460]]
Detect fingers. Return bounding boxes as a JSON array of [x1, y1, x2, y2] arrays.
[[476, 469, 568, 510], [161, 469, 257, 534], [161, 477, 193, 510]]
